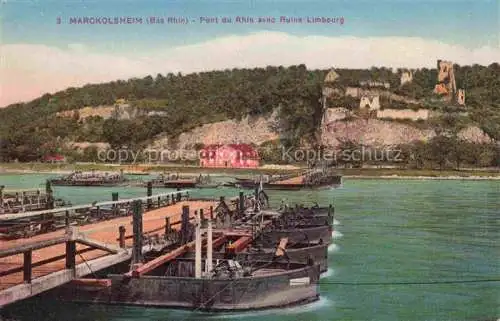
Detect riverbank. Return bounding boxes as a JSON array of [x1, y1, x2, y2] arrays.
[[0, 163, 302, 177], [0, 163, 498, 180], [339, 168, 500, 180], [345, 175, 500, 180]]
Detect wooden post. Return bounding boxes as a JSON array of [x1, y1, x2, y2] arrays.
[[65, 241, 76, 271], [21, 191, 25, 210], [254, 187, 259, 212], [119, 226, 126, 248], [36, 189, 41, 207], [147, 182, 153, 210], [23, 250, 32, 283], [181, 205, 190, 245], [0, 185, 4, 209], [132, 200, 143, 264], [176, 188, 181, 202], [194, 210, 202, 278], [45, 180, 54, 209], [165, 217, 171, 235], [65, 210, 70, 229], [200, 208, 205, 225], [206, 214, 213, 275], [239, 191, 245, 216]]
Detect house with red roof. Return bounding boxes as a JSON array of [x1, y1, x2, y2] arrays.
[[199, 144, 259, 168], [43, 154, 66, 163]]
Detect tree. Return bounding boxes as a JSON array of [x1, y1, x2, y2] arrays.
[[449, 137, 468, 170], [428, 135, 453, 170], [82, 146, 99, 162]]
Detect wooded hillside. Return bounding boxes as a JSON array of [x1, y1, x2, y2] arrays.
[[0, 63, 498, 165]]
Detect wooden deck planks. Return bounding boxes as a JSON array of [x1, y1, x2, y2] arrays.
[[0, 200, 215, 291]]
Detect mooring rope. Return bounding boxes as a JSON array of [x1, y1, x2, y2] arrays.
[[77, 252, 98, 279], [316, 279, 500, 285]]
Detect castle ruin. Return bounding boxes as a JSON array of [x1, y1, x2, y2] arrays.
[[359, 95, 380, 110], [400, 70, 413, 86], [321, 68, 342, 109], [323, 107, 349, 124], [359, 80, 390, 89], [321, 68, 347, 134], [433, 60, 456, 101], [457, 89, 466, 105], [324, 69, 339, 83]]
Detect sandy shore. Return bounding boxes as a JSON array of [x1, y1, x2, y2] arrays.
[[1, 166, 499, 181]]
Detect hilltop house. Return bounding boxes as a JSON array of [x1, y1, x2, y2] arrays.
[[199, 144, 260, 168]]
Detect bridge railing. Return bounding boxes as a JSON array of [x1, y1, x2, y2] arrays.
[[0, 190, 192, 239], [0, 190, 191, 222]]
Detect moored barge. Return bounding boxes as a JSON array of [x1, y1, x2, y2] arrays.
[[147, 173, 220, 189], [186, 241, 329, 273], [49, 170, 128, 187], [47, 187, 332, 311], [55, 259, 320, 311], [232, 169, 342, 190], [0, 183, 70, 215]]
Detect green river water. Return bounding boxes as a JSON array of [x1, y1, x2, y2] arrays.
[[0, 174, 498, 321]]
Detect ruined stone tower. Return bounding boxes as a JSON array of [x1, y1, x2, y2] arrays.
[[359, 95, 380, 110], [324, 69, 339, 83], [320, 68, 348, 145], [433, 60, 457, 101], [400, 70, 413, 86], [321, 68, 342, 110], [457, 89, 465, 105]]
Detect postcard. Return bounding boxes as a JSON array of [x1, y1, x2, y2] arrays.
[[0, 1, 498, 320]]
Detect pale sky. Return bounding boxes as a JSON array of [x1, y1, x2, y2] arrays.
[[1, 0, 499, 107]]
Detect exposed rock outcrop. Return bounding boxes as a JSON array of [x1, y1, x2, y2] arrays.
[[321, 118, 434, 147], [150, 111, 280, 149], [458, 126, 492, 144]]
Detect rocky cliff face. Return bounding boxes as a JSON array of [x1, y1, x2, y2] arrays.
[[321, 119, 492, 147], [57, 104, 143, 120], [150, 109, 492, 150], [150, 110, 280, 149], [322, 119, 433, 147], [457, 126, 492, 144]]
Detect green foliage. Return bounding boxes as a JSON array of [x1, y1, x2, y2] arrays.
[[131, 99, 169, 110], [335, 67, 400, 87], [395, 138, 499, 170], [258, 140, 287, 164], [326, 96, 358, 109], [0, 63, 498, 164], [378, 96, 421, 111]]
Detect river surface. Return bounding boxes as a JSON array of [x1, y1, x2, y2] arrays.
[[0, 174, 498, 321]]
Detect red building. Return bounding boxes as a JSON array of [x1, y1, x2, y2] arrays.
[[43, 154, 66, 163], [199, 144, 260, 168]]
